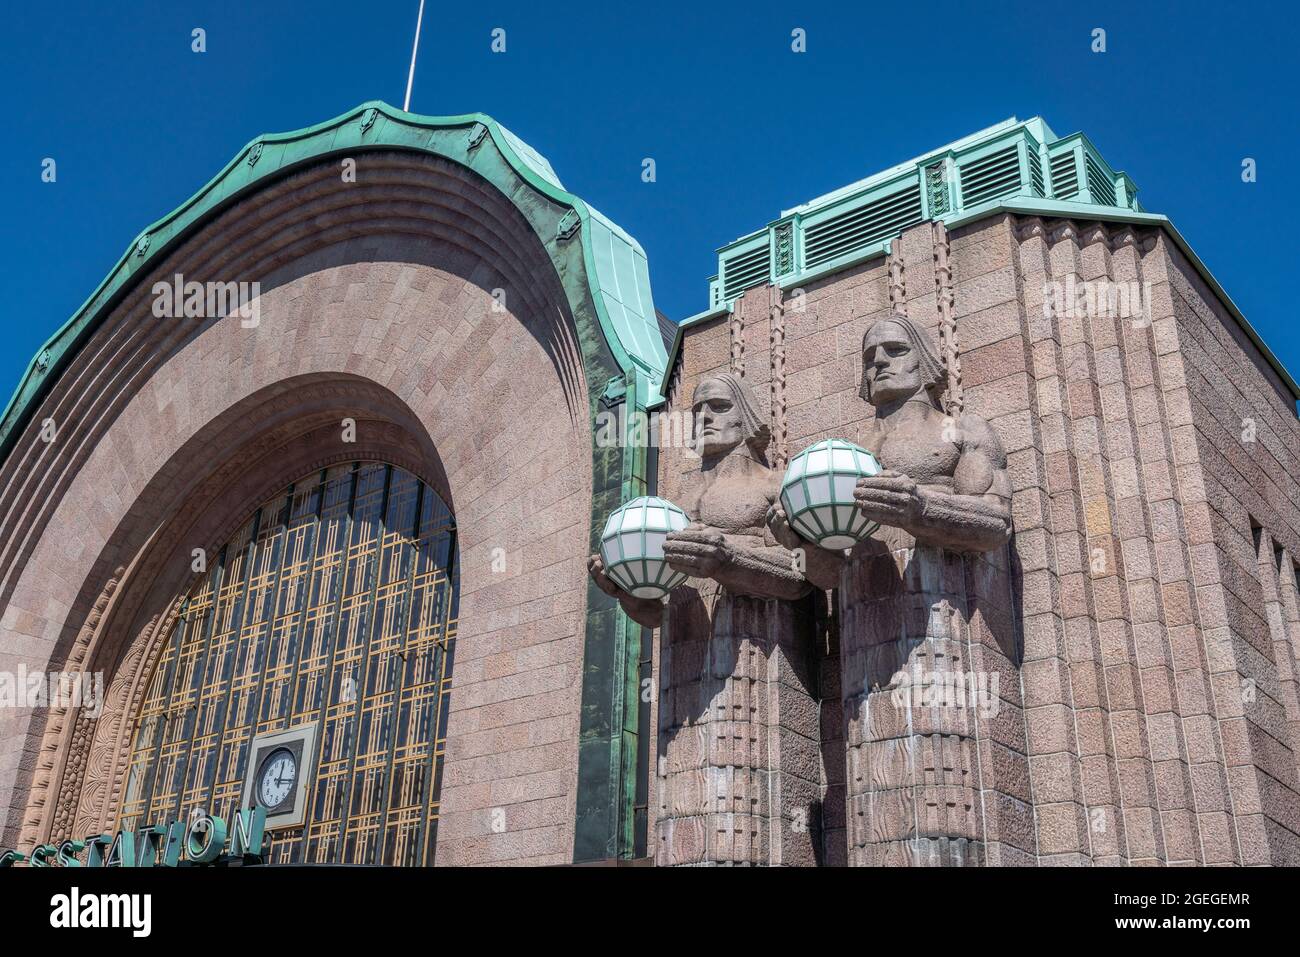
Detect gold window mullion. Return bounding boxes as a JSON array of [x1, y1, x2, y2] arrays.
[[372, 478, 425, 864], [192, 506, 266, 814], [420, 527, 458, 865], [338, 464, 395, 861], [116, 464, 457, 866]]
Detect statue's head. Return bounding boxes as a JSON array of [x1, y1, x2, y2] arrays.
[[692, 373, 770, 460], [860, 313, 947, 407]]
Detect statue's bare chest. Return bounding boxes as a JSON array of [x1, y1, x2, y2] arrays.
[[869, 422, 962, 487], [685, 474, 771, 535]]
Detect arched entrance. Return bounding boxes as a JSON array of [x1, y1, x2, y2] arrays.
[[0, 103, 666, 865], [117, 463, 457, 865]]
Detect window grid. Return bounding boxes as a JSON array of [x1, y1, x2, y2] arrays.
[[116, 463, 457, 866]]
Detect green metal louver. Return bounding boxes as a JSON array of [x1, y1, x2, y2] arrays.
[[1050, 151, 1080, 199], [803, 183, 923, 271], [1028, 153, 1045, 198], [1085, 151, 1117, 207], [959, 144, 1022, 207], [705, 117, 1146, 307], [668, 115, 1300, 412], [721, 243, 771, 300]]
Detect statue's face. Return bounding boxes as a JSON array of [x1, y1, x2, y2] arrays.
[[863, 321, 925, 405], [692, 379, 746, 456]]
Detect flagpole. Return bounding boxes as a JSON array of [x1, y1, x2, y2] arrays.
[[403, 0, 426, 112]]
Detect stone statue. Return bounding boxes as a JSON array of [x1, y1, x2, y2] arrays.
[[588, 372, 821, 865], [589, 372, 810, 617], [852, 313, 1012, 550], [767, 312, 1011, 571], [769, 312, 1016, 867]]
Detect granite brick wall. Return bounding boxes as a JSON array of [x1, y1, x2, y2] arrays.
[[658, 212, 1300, 864], [0, 153, 597, 866]]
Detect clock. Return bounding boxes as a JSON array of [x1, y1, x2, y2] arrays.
[[242, 722, 318, 829], [255, 746, 298, 812]]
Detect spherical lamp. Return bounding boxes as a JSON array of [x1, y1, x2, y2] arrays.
[[779, 439, 883, 549], [599, 496, 691, 599]]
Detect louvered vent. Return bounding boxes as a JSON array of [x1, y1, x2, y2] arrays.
[[1028, 155, 1045, 197], [803, 184, 923, 271], [705, 123, 1141, 311], [959, 145, 1023, 207], [1084, 152, 1117, 207], [1050, 152, 1079, 199], [720, 245, 770, 300]]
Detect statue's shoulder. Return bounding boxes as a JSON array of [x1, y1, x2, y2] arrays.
[[957, 412, 1008, 462], [858, 417, 886, 453]]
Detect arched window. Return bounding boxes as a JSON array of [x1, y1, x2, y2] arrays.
[[116, 463, 458, 865]]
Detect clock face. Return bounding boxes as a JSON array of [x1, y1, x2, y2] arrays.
[[257, 747, 297, 810]]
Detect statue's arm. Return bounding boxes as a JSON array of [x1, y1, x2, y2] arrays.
[[911, 489, 1012, 552], [711, 538, 812, 601], [912, 415, 1012, 552], [662, 525, 811, 602]]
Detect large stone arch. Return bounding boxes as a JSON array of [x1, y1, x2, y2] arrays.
[[0, 104, 664, 865]]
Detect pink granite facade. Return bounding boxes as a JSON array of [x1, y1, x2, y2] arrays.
[[0, 152, 598, 866], [655, 214, 1300, 865], [4, 134, 1299, 868]]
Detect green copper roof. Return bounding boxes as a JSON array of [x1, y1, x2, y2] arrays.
[[0, 101, 668, 462], [663, 116, 1297, 404]]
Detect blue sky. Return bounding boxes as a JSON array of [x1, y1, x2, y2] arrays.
[[4, 0, 1296, 400]]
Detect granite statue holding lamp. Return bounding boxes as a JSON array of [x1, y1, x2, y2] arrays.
[[590, 312, 1015, 866], [770, 311, 1015, 867], [767, 311, 1011, 567], [589, 372, 812, 616], [588, 371, 821, 866]]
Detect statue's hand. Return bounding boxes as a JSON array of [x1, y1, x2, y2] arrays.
[[587, 552, 624, 598], [765, 500, 803, 551], [589, 553, 666, 628], [854, 471, 922, 527], [662, 524, 731, 578]]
